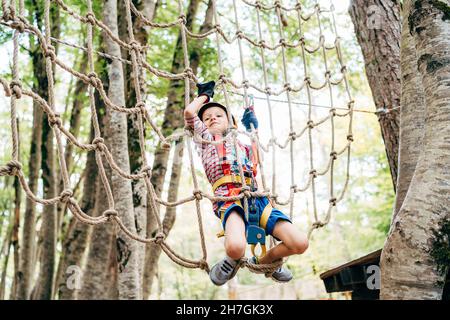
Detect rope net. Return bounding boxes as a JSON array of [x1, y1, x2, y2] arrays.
[[0, 0, 354, 277]]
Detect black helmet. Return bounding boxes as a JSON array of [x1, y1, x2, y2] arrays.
[[197, 101, 237, 127]]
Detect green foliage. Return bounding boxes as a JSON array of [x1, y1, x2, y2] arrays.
[[431, 217, 450, 277]]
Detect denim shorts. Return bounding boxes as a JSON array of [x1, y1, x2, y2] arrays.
[[215, 195, 291, 238]]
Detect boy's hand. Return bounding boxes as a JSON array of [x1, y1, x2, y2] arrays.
[[242, 106, 258, 131], [196, 81, 215, 103]]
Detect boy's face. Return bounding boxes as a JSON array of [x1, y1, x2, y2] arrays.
[[202, 106, 229, 135]]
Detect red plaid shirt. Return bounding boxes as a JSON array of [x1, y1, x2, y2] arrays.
[[185, 115, 258, 212]]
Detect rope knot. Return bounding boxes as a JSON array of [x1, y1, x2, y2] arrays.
[[178, 14, 187, 24], [264, 86, 272, 95], [304, 76, 311, 85], [218, 73, 227, 84], [48, 113, 62, 128], [85, 12, 96, 25], [347, 134, 354, 142], [129, 40, 141, 52], [45, 44, 57, 61], [60, 189, 73, 203], [329, 108, 336, 116], [312, 221, 325, 229], [283, 82, 291, 91], [5, 160, 22, 176], [329, 197, 337, 206], [279, 38, 286, 47], [92, 137, 105, 151], [184, 67, 194, 79], [295, 2, 302, 10], [155, 232, 165, 244], [242, 80, 249, 88], [135, 101, 146, 112], [10, 20, 25, 33], [198, 259, 209, 271], [258, 39, 266, 48], [137, 164, 150, 176], [330, 151, 337, 160], [309, 169, 317, 178], [299, 36, 305, 45], [9, 80, 22, 99], [193, 189, 203, 201], [290, 184, 297, 192], [274, 1, 282, 9], [324, 70, 331, 79], [289, 131, 297, 141], [235, 30, 244, 39], [341, 65, 347, 74], [307, 120, 314, 129], [104, 209, 118, 220], [241, 186, 251, 198], [87, 72, 100, 87]]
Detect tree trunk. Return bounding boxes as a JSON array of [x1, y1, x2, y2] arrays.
[[55, 51, 88, 240], [349, 0, 401, 191], [103, 0, 141, 300], [380, 0, 450, 300], [55, 126, 97, 300], [10, 145, 22, 299], [393, 0, 426, 218], [118, 0, 158, 296], [77, 39, 117, 299], [143, 0, 214, 298], [16, 1, 46, 299], [32, 2, 61, 300]]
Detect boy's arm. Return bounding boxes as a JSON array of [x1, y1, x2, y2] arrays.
[[184, 95, 208, 121]]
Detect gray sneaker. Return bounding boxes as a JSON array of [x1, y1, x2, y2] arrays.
[[209, 256, 239, 286], [249, 256, 293, 283], [270, 266, 293, 283]]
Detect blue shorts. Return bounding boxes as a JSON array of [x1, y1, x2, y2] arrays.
[[215, 196, 291, 239]]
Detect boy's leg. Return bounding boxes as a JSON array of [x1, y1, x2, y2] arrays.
[[224, 210, 247, 260], [258, 220, 309, 265], [209, 210, 246, 286]]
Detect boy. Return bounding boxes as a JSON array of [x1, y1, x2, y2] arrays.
[[184, 81, 309, 286]]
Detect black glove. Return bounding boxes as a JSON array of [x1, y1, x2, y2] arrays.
[[242, 107, 258, 131], [196, 81, 215, 102]]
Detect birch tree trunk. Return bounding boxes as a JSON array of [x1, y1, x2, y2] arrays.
[[118, 0, 158, 295], [349, 0, 401, 190], [380, 0, 450, 300], [143, 0, 214, 298], [393, 0, 426, 218], [103, 0, 141, 300]]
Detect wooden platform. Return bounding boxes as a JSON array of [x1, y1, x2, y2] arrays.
[[320, 249, 449, 300]]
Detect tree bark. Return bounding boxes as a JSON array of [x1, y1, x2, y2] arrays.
[[55, 51, 88, 240], [32, 2, 61, 300], [10, 139, 22, 299], [118, 0, 158, 296], [380, 0, 450, 300], [15, 1, 46, 300], [103, 0, 141, 300], [349, 0, 401, 191], [393, 0, 426, 218], [143, 0, 214, 298]]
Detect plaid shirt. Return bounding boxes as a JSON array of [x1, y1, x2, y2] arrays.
[[185, 115, 258, 212]]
